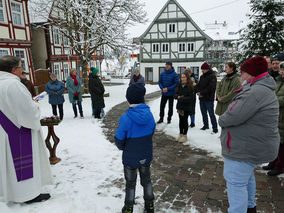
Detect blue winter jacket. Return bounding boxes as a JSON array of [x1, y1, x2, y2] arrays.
[[45, 80, 65, 105], [114, 104, 156, 168], [66, 75, 82, 103], [159, 68, 179, 96]]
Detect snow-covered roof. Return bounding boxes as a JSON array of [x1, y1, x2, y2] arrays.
[[203, 21, 245, 41], [28, 0, 53, 24]]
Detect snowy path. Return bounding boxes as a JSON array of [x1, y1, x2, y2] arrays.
[[1, 84, 159, 213]]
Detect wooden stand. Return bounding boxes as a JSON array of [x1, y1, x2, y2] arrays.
[[41, 122, 61, 165]]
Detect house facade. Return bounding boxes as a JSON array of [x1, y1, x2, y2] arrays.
[[0, 0, 35, 83], [139, 0, 212, 83], [29, 1, 103, 82]]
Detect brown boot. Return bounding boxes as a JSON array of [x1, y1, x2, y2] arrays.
[[247, 206, 256, 213]]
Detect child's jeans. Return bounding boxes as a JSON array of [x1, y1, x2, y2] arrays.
[[223, 158, 258, 213], [124, 165, 154, 206]]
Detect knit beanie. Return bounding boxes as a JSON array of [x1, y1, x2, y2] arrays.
[[90, 67, 99, 75], [272, 53, 284, 62], [201, 62, 210, 70], [240, 56, 268, 77], [126, 83, 146, 104]]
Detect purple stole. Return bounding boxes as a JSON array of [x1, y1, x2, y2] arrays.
[[0, 110, 33, 182]]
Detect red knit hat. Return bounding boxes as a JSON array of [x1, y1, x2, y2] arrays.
[[201, 62, 210, 70], [240, 56, 268, 77]]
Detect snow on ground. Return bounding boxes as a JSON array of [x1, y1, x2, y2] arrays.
[[0, 84, 161, 213], [1, 83, 283, 213], [149, 98, 222, 159]]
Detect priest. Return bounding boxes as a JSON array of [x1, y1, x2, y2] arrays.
[[0, 56, 52, 203]]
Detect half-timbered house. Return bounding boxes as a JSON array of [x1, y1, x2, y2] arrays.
[[0, 0, 35, 83], [139, 0, 212, 82]]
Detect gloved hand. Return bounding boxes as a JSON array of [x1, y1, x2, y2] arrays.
[[73, 92, 79, 95]]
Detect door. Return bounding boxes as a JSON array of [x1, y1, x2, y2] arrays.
[[145, 67, 153, 82]]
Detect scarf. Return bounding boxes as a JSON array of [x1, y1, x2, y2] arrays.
[[70, 74, 78, 86]]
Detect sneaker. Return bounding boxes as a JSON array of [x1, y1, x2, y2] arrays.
[[176, 134, 182, 142], [262, 165, 273, 170], [200, 126, 209, 130], [178, 135, 187, 143], [167, 120, 171, 124], [190, 123, 195, 128], [144, 202, 154, 213], [212, 129, 218, 134], [157, 119, 163, 124], [267, 169, 283, 176], [122, 205, 133, 213], [25, 193, 51, 204], [80, 115, 84, 119]]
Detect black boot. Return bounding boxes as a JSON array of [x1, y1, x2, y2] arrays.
[[122, 205, 133, 213], [144, 202, 154, 213], [190, 123, 195, 128], [262, 165, 273, 170], [267, 169, 283, 176], [247, 206, 256, 213], [157, 119, 163, 124], [25, 194, 51, 204], [200, 126, 209, 130]]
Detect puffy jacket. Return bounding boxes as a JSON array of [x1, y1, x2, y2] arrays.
[[114, 104, 156, 168], [174, 83, 195, 114], [66, 75, 82, 103], [45, 80, 65, 105], [276, 75, 284, 144], [197, 69, 217, 101], [159, 68, 179, 96], [88, 73, 105, 109], [215, 72, 241, 116], [219, 72, 280, 164]]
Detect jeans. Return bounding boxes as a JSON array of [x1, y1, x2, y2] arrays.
[[190, 114, 195, 124], [179, 111, 190, 134], [72, 101, 83, 117], [124, 165, 154, 206], [52, 104, 63, 120], [159, 95, 174, 121], [199, 101, 217, 130], [223, 158, 258, 213]]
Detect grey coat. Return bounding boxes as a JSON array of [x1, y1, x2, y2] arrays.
[[219, 73, 280, 164]]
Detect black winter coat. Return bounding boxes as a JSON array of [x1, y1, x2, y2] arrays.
[[175, 83, 195, 114], [88, 73, 105, 109], [197, 69, 217, 101]]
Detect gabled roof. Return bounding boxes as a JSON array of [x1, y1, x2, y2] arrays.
[[140, 0, 212, 42]]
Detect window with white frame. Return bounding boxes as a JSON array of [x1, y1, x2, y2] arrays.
[[63, 30, 69, 46], [53, 28, 60, 45], [53, 63, 60, 80], [63, 63, 69, 80], [14, 50, 27, 71], [0, 49, 9, 58], [11, 1, 23, 26], [0, 0, 5, 23], [188, 42, 195, 52], [168, 23, 176, 33], [162, 43, 169, 53], [179, 43, 186, 52], [152, 43, 160, 53]]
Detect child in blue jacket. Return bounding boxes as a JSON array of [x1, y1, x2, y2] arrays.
[[115, 83, 156, 213]]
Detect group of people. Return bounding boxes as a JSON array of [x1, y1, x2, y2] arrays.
[[1, 53, 284, 213], [45, 67, 105, 120]]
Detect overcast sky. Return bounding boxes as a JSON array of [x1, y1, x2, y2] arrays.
[[127, 0, 251, 38]]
